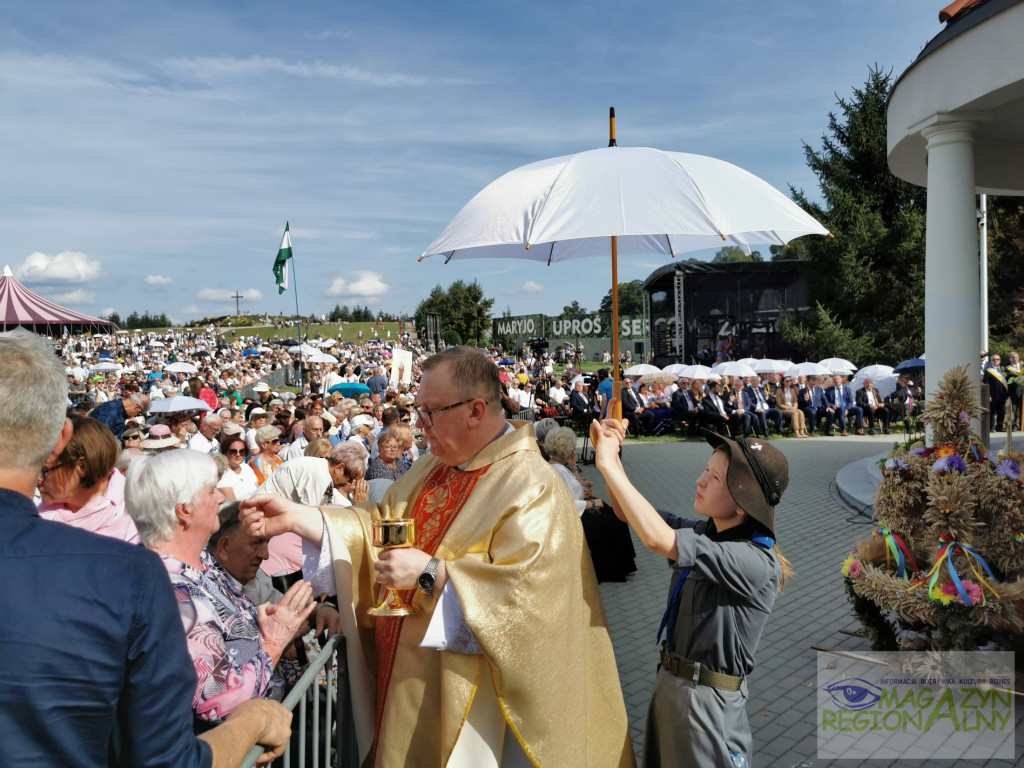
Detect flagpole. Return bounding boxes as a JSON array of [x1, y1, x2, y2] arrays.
[[291, 247, 303, 394]]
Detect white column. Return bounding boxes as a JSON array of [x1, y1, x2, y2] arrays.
[[920, 121, 980, 409]]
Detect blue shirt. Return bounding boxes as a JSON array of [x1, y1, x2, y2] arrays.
[[597, 378, 615, 417], [0, 488, 212, 768], [89, 399, 129, 439]]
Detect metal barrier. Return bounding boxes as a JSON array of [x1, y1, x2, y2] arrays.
[[240, 634, 359, 768], [238, 368, 290, 402]]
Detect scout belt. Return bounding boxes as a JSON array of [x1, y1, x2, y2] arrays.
[[659, 649, 744, 692]]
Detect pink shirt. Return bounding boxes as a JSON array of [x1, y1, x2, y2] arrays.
[[37, 469, 139, 544]]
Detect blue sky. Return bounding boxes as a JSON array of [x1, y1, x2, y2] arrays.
[[1, 0, 942, 325]]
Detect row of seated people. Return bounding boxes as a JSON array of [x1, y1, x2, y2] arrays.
[[671, 372, 923, 438]]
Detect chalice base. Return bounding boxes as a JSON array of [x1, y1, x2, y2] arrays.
[[369, 589, 417, 616]]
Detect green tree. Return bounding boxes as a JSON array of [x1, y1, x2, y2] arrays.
[[779, 303, 872, 362], [598, 279, 644, 318], [414, 280, 494, 346], [986, 200, 1024, 347], [561, 300, 588, 319], [712, 246, 763, 262], [784, 66, 927, 362], [103, 310, 123, 326]]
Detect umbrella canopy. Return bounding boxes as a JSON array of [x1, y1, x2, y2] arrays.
[[623, 364, 661, 377], [753, 359, 782, 374], [639, 371, 678, 386], [679, 364, 714, 380], [893, 358, 926, 374], [90, 361, 121, 372], [786, 361, 833, 378], [288, 344, 320, 356], [661, 363, 688, 376], [852, 373, 898, 399], [148, 340, 165, 348], [419, 117, 829, 418], [314, 338, 337, 346], [498, 358, 515, 365], [307, 352, 338, 364], [714, 361, 757, 378], [149, 396, 211, 413], [165, 362, 199, 375], [819, 357, 857, 374], [854, 364, 895, 381], [421, 146, 829, 264], [327, 382, 371, 396], [242, 349, 261, 357]]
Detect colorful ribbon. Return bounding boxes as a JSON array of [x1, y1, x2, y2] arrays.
[[872, 525, 920, 579], [966, 434, 988, 463], [914, 536, 999, 606], [1014, 530, 1023, 544]]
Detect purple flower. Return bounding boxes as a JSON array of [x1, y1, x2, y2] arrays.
[[910, 447, 927, 456], [958, 410, 971, 423], [947, 455, 967, 473], [996, 459, 1021, 481], [885, 458, 909, 471], [932, 457, 950, 473]]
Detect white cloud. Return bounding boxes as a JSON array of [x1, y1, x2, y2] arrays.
[[324, 271, 389, 298], [180, 305, 202, 315], [100, 307, 116, 317], [508, 281, 544, 295], [145, 274, 174, 286], [14, 251, 103, 283], [196, 288, 264, 302], [50, 289, 96, 305], [163, 55, 434, 87]]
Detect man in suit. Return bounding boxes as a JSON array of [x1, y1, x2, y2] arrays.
[[826, 374, 864, 436], [807, 377, 831, 435], [1007, 351, 1023, 432], [744, 376, 783, 436], [984, 354, 1009, 432], [569, 379, 595, 428], [885, 373, 916, 425], [855, 378, 891, 435], [701, 379, 740, 436], [671, 378, 702, 435], [620, 376, 655, 435]]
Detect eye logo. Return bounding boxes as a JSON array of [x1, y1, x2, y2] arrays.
[[824, 678, 882, 711]]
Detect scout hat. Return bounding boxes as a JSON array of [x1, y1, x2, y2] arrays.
[[701, 429, 788, 535]]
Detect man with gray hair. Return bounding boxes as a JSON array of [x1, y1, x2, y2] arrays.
[[89, 391, 150, 439], [0, 329, 290, 767], [188, 412, 224, 454], [280, 414, 324, 462]]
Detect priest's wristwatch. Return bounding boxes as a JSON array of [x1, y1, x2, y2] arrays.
[[418, 557, 440, 596]]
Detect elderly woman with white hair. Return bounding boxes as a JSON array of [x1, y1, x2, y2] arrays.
[[543, 426, 636, 583], [125, 449, 315, 725]]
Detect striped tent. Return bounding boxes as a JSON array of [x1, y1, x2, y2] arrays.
[[0, 265, 114, 334]]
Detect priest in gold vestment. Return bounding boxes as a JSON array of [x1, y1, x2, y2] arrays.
[[242, 347, 634, 768]]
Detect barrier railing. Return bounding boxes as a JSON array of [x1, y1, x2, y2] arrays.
[[240, 634, 359, 768]]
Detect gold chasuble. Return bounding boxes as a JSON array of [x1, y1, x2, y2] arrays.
[[322, 421, 634, 768]]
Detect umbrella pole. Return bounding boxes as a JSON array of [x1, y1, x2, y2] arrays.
[[611, 235, 622, 421]]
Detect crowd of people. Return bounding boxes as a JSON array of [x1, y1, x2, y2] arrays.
[[9, 323, 947, 767]]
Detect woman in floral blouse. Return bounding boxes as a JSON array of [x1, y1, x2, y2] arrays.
[[125, 449, 315, 723]]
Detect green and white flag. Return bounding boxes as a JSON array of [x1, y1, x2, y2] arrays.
[[272, 222, 293, 294]]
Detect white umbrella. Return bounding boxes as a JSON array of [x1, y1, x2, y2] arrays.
[[714, 361, 757, 378], [854, 364, 895, 381], [419, 118, 829, 414], [851, 373, 898, 399], [623, 364, 661, 377], [148, 340, 165, 348], [753, 359, 781, 374], [90, 361, 121, 372], [773, 360, 794, 374], [288, 344, 320, 356], [314, 338, 337, 347], [680, 364, 714, 380], [819, 357, 857, 374], [115, 330, 129, 335], [165, 362, 199, 375], [736, 357, 760, 368], [148, 396, 211, 413], [786, 361, 833, 378], [307, 353, 338, 364], [661, 363, 689, 376]]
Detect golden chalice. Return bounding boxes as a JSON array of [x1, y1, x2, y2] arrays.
[[368, 518, 417, 616]]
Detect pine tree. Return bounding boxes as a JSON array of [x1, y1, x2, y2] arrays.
[[785, 66, 927, 362]]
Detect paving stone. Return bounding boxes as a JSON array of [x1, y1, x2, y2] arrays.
[[590, 435, 1022, 767]]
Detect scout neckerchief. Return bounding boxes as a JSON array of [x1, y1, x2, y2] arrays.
[[657, 529, 775, 652]]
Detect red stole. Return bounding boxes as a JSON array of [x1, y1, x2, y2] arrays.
[[373, 461, 489, 745]]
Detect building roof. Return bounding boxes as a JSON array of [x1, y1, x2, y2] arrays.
[[642, 259, 805, 290]]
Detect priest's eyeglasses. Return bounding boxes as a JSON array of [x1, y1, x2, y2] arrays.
[[414, 399, 474, 426]]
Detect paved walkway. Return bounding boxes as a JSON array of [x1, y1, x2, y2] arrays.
[[584, 433, 1023, 767]]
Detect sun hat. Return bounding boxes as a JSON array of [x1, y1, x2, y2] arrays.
[[253, 382, 270, 392], [220, 422, 244, 437], [249, 407, 267, 417], [141, 423, 179, 450], [350, 414, 375, 430], [701, 429, 788, 535]]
